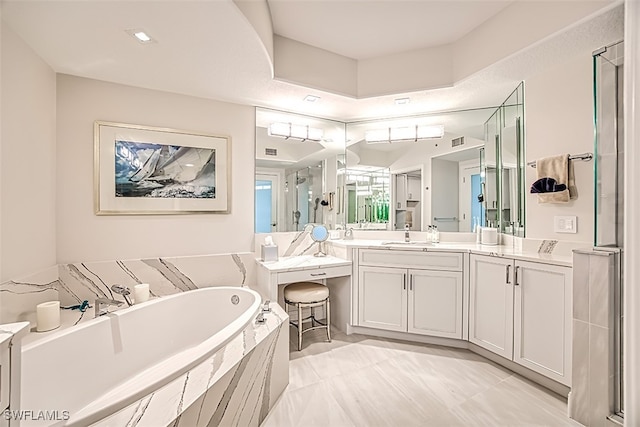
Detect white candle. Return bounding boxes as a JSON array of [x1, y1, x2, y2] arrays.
[[36, 301, 60, 332], [134, 283, 150, 304]]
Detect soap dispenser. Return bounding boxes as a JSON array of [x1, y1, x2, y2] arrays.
[[426, 225, 433, 243], [432, 225, 440, 243]]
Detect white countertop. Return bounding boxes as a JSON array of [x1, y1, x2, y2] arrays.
[[256, 255, 352, 272], [330, 239, 573, 267], [0, 321, 30, 347]]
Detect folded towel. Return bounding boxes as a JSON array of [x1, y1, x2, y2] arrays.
[[534, 154, 577, 203]]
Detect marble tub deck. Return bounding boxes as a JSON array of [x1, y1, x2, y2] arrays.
[[262, 329, 582, 427]]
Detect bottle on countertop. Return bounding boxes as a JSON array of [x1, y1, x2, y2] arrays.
[[426, 225, 433, 243], [432, 225, 440, 243]]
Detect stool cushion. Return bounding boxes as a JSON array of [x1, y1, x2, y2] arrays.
[[284, 282, 329, 303]]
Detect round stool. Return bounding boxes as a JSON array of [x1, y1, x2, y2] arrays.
[[284, 282, 331, 351]]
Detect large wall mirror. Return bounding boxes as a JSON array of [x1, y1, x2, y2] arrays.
[[345, 108, 498, 232], [255, 108, 346, 232], [482, 83, 525, 237], [255, 84, 525, 235]]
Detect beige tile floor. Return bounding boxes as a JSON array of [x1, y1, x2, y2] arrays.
[[262, 327, 583, 427]]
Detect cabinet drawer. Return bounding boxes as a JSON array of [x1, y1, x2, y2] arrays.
[[277, 264, 352, 284], [359, 249, 462, 271]]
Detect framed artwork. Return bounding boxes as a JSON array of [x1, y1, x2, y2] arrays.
[[94, 121, 230, 214]]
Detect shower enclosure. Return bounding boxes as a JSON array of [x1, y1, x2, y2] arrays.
[[286, 165, 323, 231], [594, 39, 625, 417]]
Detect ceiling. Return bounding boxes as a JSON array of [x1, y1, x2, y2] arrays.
[[267, 0, 512, 60], [0, 1, 623, 122]]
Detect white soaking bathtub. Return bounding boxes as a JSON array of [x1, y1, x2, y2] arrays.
[[17, 287, 262, 427]]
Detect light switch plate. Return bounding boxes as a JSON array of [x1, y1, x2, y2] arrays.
[[554, 215, 577, 233]]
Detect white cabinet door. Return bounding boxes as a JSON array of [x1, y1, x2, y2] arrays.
[[358, 266, 407, 332], [513, 260, 572, 386], [408, 269, 463, 339], [469, 254, 514, 359]]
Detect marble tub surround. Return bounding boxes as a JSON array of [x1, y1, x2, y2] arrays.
[[0, 252, 256, 327], [0, 266, 60, 324], [94, 302, 288, 427]]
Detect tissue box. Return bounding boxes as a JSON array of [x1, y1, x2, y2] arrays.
[[261, 245, 279, 262]]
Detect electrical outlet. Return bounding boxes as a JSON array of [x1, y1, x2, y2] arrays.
[[554, 216, 577, 233]]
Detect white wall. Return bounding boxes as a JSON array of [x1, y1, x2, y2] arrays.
[[525, 54, 594, 243], [0, 22, 57, 282], [56, 75, 255, 263]]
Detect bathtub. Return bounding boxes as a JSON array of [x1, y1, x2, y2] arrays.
[[18, 287, 263, 427]]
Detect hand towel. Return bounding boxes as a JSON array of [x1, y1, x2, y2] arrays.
[[534, 154, 576, 203]]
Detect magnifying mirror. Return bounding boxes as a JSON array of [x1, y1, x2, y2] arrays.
[[310, 224, 329, 257]]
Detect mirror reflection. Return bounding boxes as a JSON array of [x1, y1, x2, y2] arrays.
[[254, 85, 526, 235], [345, 108, 496, 231], [481, 83, 525, 237], [255, 108, 346, 232]]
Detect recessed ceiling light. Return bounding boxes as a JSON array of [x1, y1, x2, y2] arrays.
[[126, 29, 156, 44], [304, 95, 320, 103], [395, 97, 410, 105]]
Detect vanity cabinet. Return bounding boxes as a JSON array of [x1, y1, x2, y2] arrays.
[[357, 250, 463, 339], [469, 254, 572, 385]]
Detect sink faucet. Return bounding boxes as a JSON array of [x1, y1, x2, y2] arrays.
[[94, 298, 123, 317], [404, 224, 411, 242], [344, 227, 354, 240]]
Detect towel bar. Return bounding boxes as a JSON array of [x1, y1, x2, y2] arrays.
[[433, 217, 457, 221], [527, 152, 593, 168]]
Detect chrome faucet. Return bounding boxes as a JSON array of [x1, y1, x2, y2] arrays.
[[111, 285, 133, 306], [344, 227, 354, 240], [404, 224, 411, 242], [94, 298, 123, 317]]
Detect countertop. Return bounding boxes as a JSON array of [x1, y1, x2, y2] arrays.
[[256, 254, 352, 272], [330, 239, 573, 267]]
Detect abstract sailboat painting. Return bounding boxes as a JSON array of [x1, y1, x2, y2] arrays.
[[115, 141, 216, 199], [95, 121, 230, 214]]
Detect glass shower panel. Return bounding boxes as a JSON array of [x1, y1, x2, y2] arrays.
[[593, 40, 624, 416], [594, 41, 624, 247]]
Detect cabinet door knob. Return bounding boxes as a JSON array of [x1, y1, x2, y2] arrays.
[[514, 266, 520, 286], [403, 273, 406, 290], [506, 264, 511, 284], [410, 275, 413, 291]]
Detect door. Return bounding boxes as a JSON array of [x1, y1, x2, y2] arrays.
[[358, 266, 407, 332], [408, 269, 463, 339], [255, 174, 278, 233], [513, 260, 572, 385], [469, 254, 514, 359]]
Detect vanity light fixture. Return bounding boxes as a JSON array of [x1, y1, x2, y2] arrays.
[[268, 122, 323, 142], [304, 95, 321, 103], [365, 125, 444, 144], [126, 29, 156, 44]]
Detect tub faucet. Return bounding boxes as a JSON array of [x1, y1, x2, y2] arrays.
[[94, 298, 123, 317], [404, 224, 411, 242], [111, 285, 133, 306]]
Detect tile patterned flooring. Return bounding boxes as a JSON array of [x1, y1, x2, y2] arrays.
[[261, 328, 583, 426]]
